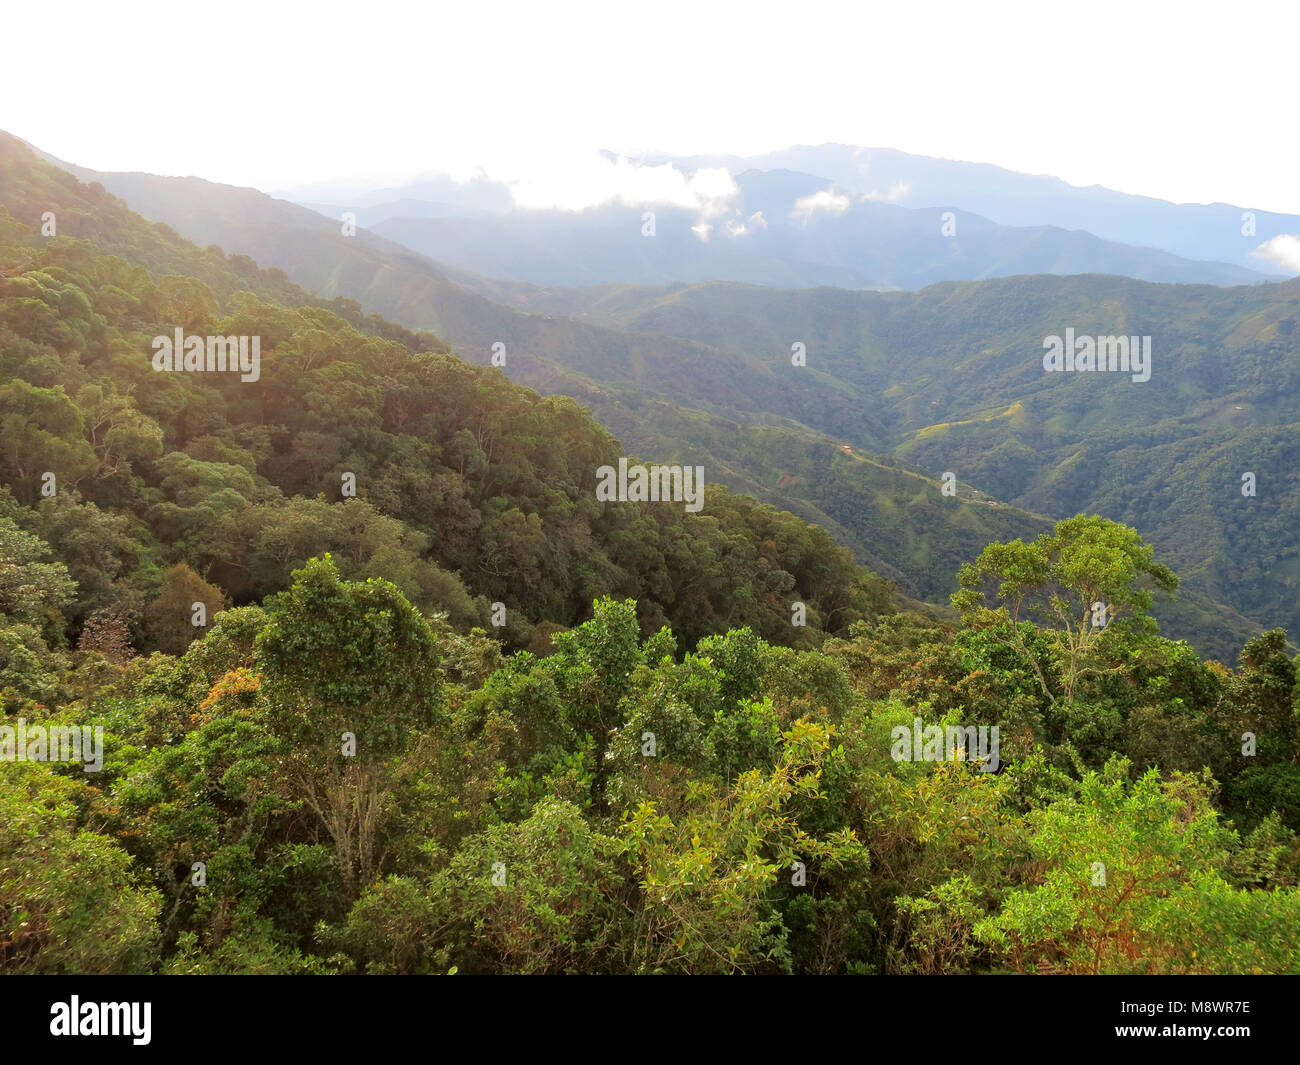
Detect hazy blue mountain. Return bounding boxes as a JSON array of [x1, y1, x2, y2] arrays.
[[280, 171, 515, 214], [363, 167, 1266, 288], [299, 198, 498, 227], [641, 144, 1300, 276]]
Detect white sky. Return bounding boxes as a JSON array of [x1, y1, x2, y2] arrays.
[[5, 0, 1299, 213]]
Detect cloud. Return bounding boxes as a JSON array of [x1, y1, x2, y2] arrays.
[[691, 222, 713, 240], [723, 210, 768, 238], [861, 180, 910, 203], [791, 186, 853, 223], [1250, 234, 1300, 274], [507, 153, 739, 214]]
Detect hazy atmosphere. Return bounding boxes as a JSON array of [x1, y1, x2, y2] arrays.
[[2, 0, 1298, 1038]]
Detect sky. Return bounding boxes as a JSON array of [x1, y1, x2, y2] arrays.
[[5, 0, 1299, 213]]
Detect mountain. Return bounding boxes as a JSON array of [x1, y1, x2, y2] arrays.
[[16, 131, 1292, 660], [7, 139, 1299, 984], [359, 166, 1269, 289], [0, 132, 1055, 618], [300, 198, 499, 226], [0, 136, 449, 353], [482, 272, 1300, 660], [285, 171, 515, 214], [641, 144, 1300, 277], [0, 131, 900, 650]]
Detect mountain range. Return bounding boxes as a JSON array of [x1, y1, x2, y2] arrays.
[[6, 130, 1299, 662], [273, 142, 1300, 285], [636, 144, 1300, 275]]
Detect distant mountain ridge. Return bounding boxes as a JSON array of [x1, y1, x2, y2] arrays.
[[11, 129, 1296, 661], [637, 144, 1300, 277], [269, 141, 1297, 286], [362, 166, 1269, 289]]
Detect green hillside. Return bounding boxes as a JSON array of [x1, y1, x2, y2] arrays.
[[3, 133, 1300, 981], [22, 133, 1294, 661], [0, 142, 893, 655]]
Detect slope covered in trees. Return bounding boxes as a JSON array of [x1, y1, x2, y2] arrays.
[[2, 133, 1300, 977], [27, 131, 1292, 661], [0, 148, 893, 667], [1, 133, 1083, 631], [535, 273, 1300, 651]]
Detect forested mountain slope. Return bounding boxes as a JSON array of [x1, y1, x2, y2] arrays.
[[3, 134, 1300, 980], [0, 138, 894, 656], [507, 274, 1300, 657], [16, 132, 1293, 660], [1, 134, 1066, 627]]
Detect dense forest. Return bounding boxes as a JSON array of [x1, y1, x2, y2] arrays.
[[2, 146, 1300, 975], [49, 129, 1300, 663]]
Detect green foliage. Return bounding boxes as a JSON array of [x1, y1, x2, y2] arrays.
[[3, 134, 1300, 976], [0, 151, 887, 659], [972, 759, 1300, 974], [258, 554, 441, 751], [615, 720, 867, 974], [1, 765, 160, 973]]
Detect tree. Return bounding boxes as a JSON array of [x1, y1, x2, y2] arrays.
[[616, 719, 869, 974], [0, 514, 76, 634], [256, 555, 441, 892], [973, 758, 1300, 974], [0, 515, 75, 702], [76, 607, 135, 664], [1, 765, 160, 973], [144, 562, 227, 655], [0, 380, 97, 498], [422, 798, 621, 974], [952, 515, 1177, 707]]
